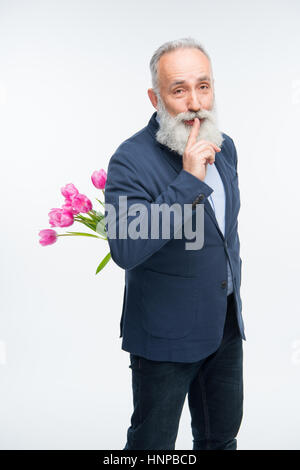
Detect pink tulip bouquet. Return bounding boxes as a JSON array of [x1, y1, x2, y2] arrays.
[[38, 169, 110, 274]]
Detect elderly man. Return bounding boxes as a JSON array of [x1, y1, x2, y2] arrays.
[[104, 37, 246, 450]]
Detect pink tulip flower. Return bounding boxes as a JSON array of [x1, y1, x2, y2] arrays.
[[71, 194, 92, 213], [62, 198, 80, 215], [48, 208, 74, 227], [61, 183, 79, 199], [91, 169, 107, 189], [39, 229, 57, 246]]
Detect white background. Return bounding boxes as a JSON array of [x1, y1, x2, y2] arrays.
[[0, 0, 300, 450]]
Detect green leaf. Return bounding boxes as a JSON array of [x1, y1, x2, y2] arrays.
[[74, 218, 97, 231], [87, 210, 99, 221], [95, 252, 111, 274], [96, 198, 104, 208], [95, 218, 107, 237]]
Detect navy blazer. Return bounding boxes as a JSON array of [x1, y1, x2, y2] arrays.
[[104, 111, 246, 362]]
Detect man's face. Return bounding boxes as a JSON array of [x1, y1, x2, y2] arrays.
[[148, 47, 224, 155]]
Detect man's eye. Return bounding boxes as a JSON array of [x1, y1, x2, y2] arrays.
[[174, 89, 184, 94], [200, 85, 209, 89]]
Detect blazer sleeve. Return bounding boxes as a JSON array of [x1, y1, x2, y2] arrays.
[[104, 146, 214, 270]]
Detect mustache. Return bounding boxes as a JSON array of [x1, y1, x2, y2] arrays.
[[173, 108, 214, 124], [155, 96, 224, 153]]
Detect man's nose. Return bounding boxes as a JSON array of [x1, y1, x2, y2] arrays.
[[187, 90, 202, 112]]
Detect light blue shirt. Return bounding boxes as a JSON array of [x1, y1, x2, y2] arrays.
[[155, 114, 233, 295]]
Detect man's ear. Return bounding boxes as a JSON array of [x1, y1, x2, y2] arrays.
[[147, 88, 158, 109]]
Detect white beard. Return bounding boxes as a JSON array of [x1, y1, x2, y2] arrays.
[[155, 94, 224, 156]]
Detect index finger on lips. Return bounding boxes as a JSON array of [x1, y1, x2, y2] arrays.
[[185, 117, 200, 150]]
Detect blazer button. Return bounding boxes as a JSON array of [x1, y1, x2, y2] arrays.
[[221, 280, 227, 289], [192, 193, 205, 208]]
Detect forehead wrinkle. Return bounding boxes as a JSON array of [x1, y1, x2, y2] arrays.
[[169, 75, 211, 87]]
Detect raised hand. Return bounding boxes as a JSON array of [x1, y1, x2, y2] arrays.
[[183, 117, 221, 182]]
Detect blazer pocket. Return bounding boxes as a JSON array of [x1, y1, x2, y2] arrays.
[[141, 269, 198, 339]]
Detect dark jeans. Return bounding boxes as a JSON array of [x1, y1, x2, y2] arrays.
[[123, 293, 243, 450]]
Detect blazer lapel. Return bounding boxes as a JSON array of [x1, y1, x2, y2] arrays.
[[214, 149, 232, 240]]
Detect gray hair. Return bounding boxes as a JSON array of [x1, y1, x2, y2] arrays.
[[149, 37, 212, 95]]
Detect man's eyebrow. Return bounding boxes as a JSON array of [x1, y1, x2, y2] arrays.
[[169, 75, 211, 89]]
